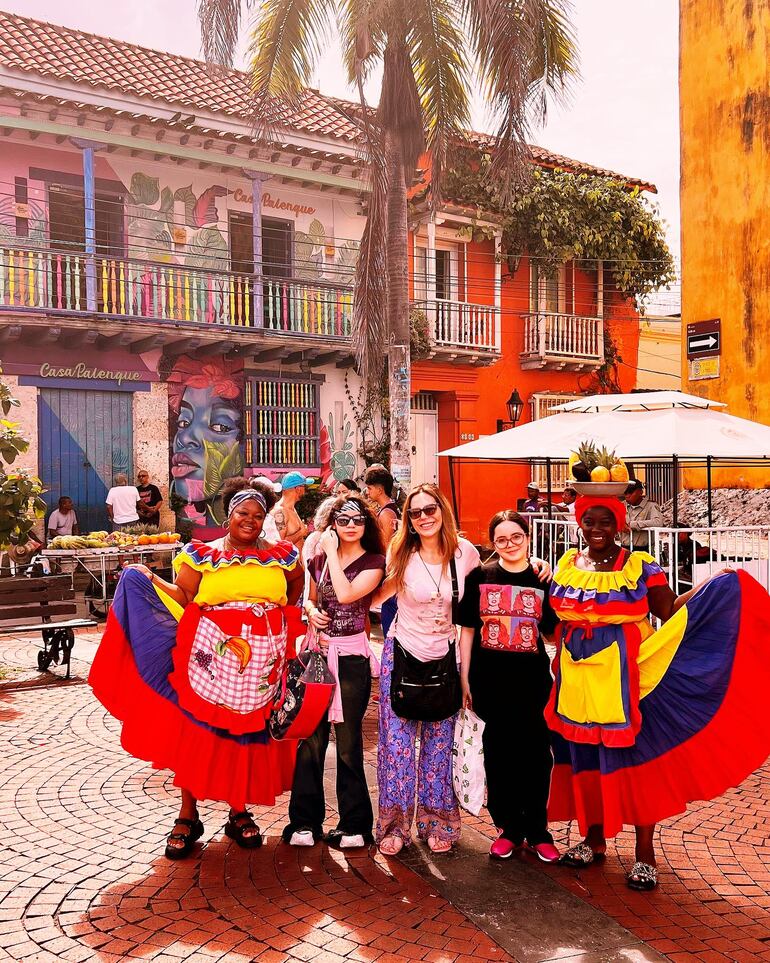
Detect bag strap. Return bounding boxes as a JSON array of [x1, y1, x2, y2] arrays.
[[449, 555, 459, 624]]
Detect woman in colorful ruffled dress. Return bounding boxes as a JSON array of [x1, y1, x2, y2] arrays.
[[89, 477, 303, 860], [546, 494, 770, 890]]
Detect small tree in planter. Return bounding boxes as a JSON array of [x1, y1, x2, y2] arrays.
[[0, 375, 47, 561]]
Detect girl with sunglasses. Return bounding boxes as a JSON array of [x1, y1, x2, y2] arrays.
[[373, 483, 481, 855], [458, 511, 560, 863], [283, 494, 385, 849]]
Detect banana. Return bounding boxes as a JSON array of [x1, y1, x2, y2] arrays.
[[215, 635, 252, 673]]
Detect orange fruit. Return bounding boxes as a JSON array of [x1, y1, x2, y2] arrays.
[[149, 534, 160, 544], [138, 534, 150, 545], [590, 466, 611, 482]]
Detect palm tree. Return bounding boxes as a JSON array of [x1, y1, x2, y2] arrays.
[[199, 0, 577, 490]]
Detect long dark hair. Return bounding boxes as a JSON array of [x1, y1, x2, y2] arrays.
[[328, 493, 385, 555]]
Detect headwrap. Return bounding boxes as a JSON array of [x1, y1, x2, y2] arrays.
[[575, 495, 627, 531], [227, 489, 267, 518]]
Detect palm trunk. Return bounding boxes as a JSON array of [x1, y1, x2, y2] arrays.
[[384, 128, 411, 493]]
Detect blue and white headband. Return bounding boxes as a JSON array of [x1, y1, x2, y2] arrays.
[[228, 489, 267, 518]]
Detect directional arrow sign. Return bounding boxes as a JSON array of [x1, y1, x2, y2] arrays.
[[686, 318, 721, 359]]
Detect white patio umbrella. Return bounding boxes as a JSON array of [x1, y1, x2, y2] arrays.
[[439, 393, 770, 524]]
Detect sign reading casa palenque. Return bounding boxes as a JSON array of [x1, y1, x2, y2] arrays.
[[39, 362, 143, 385]]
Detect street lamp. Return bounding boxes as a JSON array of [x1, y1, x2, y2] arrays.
[[496, 388, 524, 432]]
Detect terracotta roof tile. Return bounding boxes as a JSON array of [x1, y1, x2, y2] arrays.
[[0, 9, 363, 142]]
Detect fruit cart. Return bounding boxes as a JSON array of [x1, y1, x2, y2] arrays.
[[42, 532, 182, 616]]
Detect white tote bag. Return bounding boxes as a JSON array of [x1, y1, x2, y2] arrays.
[[452, 708, 486, 815]]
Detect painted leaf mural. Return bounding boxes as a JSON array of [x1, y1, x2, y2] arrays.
[[129, 172, 160, 206]]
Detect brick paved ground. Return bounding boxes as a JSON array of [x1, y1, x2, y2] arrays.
[[1, 630, 769, 962]]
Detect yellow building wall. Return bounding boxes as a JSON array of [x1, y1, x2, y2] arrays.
[[637, 318, 682, 390], [680, 0, 770, 488]]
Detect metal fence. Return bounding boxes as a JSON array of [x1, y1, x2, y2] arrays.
[[529, 517, 770, 598]]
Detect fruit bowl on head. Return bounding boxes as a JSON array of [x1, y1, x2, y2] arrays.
[[570, 481, 629, 497]]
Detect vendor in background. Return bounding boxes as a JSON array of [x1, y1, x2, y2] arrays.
[[522, 482, 544, 513], [106, 475, 141, 531], [272, 472, 314, 550], [47, 496, 79, 541], [136, 471, 163, 528], [622, 480, 664, 551]]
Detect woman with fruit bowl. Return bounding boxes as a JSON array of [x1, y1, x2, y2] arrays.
[[546, 441, 770, 891], [89, 476, 304, 860]]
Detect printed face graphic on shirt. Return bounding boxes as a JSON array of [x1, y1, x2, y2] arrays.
[[480, 584, 511, 614], [479, 582, 545, 652], [511, 587, 542, 619]]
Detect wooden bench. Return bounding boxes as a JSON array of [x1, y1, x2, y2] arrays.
[[0, 575, 97, 679]]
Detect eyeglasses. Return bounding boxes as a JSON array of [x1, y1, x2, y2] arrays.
[[407, 503, 440, 520], [334, 514, 366, 527], [493, 534, 527, 548]]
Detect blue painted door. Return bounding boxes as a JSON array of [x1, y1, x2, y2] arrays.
[[39, 389, 134, 534]]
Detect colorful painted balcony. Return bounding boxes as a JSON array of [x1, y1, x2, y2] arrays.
[[0, 244, 354, 338], [520, 311, 605, 371], [413, 298, 501, 361]]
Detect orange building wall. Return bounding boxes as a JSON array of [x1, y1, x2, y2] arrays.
[[412, 238, 641, 545], [680, 0, 770, 489]]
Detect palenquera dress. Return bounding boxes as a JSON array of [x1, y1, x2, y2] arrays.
[[545, 548, 770, 837], [89, 538, 303, 804]]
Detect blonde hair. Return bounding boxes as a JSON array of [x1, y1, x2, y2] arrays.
[[387, 483, 459, 592]]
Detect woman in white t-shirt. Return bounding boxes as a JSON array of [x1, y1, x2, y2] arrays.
[[106, 474, 141, 530], [372, 483, 480, 856]]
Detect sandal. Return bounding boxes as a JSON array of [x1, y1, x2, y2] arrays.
[[378, 835, 404, 856], [225, 810, 263, 849], [427, 836, 452, 854], [164, 815, 204, 861], [627, 861, 658, 890], [560, 842, 605, 868]]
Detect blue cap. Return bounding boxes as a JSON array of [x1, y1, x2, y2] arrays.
[[281, 471, 316, 491]]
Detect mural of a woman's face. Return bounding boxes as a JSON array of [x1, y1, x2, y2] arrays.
[[172, 385, 241, 501]]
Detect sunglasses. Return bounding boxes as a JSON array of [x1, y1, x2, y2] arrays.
[[407, 503, 440, 520], [334, 514, 366, 527]]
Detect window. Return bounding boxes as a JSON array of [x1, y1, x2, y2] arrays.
[[530, 392, 577, 491], [245, 377, 319, 468], [529, 263, 565, 314], [414, 243, 463, 301]]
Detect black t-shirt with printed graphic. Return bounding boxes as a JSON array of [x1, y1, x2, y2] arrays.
[[458, 561, 558, 718]]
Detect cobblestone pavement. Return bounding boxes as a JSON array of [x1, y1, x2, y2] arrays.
[[1, 631, 769, 963]]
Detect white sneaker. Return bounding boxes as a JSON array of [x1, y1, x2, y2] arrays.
[[289, 830, 315, 847], [339, 834, 366, 849]]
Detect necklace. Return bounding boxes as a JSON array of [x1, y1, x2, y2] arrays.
[[417, 551, 444, 601], [580, 547, 621, 567]]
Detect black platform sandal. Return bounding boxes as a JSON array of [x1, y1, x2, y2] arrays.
[[627, 861, 658, 890], [225, 810, 263, 849], [164, 815, 204, 860]]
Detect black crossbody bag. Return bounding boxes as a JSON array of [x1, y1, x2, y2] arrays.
[[390, 556, 462, 722]]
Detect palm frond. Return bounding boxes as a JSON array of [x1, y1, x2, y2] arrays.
[[407, 0, 471, 207], [198, 0, 251, 66], [465, 0, 577, 201], [338, 0, 389, 86], [522, 0, 579, 123], [247, 0, 336, 134]]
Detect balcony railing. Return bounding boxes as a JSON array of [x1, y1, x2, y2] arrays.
[[414, 298, 500, 353], [0, 244, 353, 337], [521, 311, 604, 369]]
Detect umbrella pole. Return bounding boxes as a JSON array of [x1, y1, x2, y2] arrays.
[[706, 455, 713, 527], [448, 456, 460, 524], [673, 454, 679, 527], [546, 458, 553, 520]]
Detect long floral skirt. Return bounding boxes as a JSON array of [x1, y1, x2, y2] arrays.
[[375, 636, 460, 845]]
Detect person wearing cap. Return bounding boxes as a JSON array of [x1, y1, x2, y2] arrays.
[[557, 485, 579, 545], [522, 482, 543, 514], [622, 480, 664, 550], [272, 472, 315, 550]]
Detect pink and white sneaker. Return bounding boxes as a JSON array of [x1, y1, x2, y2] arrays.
[[528, 841, 560, 863], [489, 835, 518, 859]]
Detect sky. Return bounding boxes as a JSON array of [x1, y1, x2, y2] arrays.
[[6, 0, 681, 311]]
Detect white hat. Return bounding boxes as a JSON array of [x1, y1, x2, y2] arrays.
[[527, 481, 540, 491], [252, 475, 281, 493]]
